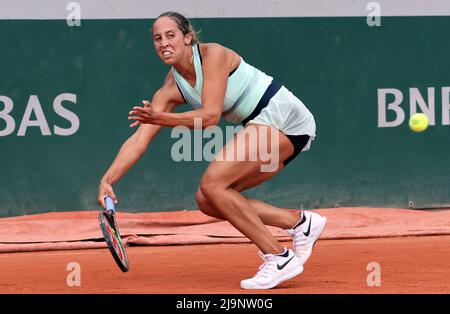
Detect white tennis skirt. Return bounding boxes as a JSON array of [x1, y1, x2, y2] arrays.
[[246, 86, 316, 152]]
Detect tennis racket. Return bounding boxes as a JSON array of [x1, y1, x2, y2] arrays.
[[98, 196, 129, 272]]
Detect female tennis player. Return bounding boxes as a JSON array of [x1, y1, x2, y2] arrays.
[[98, 11, 326, 290]]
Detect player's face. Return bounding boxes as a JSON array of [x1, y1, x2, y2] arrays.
[[153, 17, 190, 65]]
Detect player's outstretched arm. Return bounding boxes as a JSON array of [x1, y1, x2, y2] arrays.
[[97, 73, 184, 208]]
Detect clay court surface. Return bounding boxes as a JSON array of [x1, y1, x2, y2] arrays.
[[0, 236, 449, 294], [0, 207, 449, 294]]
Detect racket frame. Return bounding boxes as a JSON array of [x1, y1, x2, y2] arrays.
[[98, 196, 129, 272]]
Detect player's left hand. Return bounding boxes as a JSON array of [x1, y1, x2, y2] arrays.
[[128, 100, 156, 127]]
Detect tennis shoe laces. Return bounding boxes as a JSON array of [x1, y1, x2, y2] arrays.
[[286, 211, 327, 266], [240, 248, 303, 289]]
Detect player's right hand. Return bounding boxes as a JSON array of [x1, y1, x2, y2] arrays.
[[97, 181, 118, 209]]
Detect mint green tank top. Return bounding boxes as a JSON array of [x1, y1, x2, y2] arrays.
[[172, 45, 273, 123]]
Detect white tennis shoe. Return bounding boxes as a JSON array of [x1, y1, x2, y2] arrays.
[[286, 211, 327, 266], [240, 248, 303, 290]]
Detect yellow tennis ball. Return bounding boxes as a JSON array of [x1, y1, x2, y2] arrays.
[[409, 113, 429, 132]]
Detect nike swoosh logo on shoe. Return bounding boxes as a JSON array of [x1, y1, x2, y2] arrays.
[[303, 217, 312, 237], [277, 255, 295, 270]]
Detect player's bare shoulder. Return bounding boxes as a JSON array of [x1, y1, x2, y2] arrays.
[[200, 43, 240, 72]]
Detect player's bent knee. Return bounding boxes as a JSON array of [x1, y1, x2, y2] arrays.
[[199, 179, 225, 201], [195, 189, 208, 210], [195, 190, 225, 220], [195, 189, 217, 217]]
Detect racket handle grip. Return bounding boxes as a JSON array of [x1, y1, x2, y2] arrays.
[[104, 196, 115, 212]]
